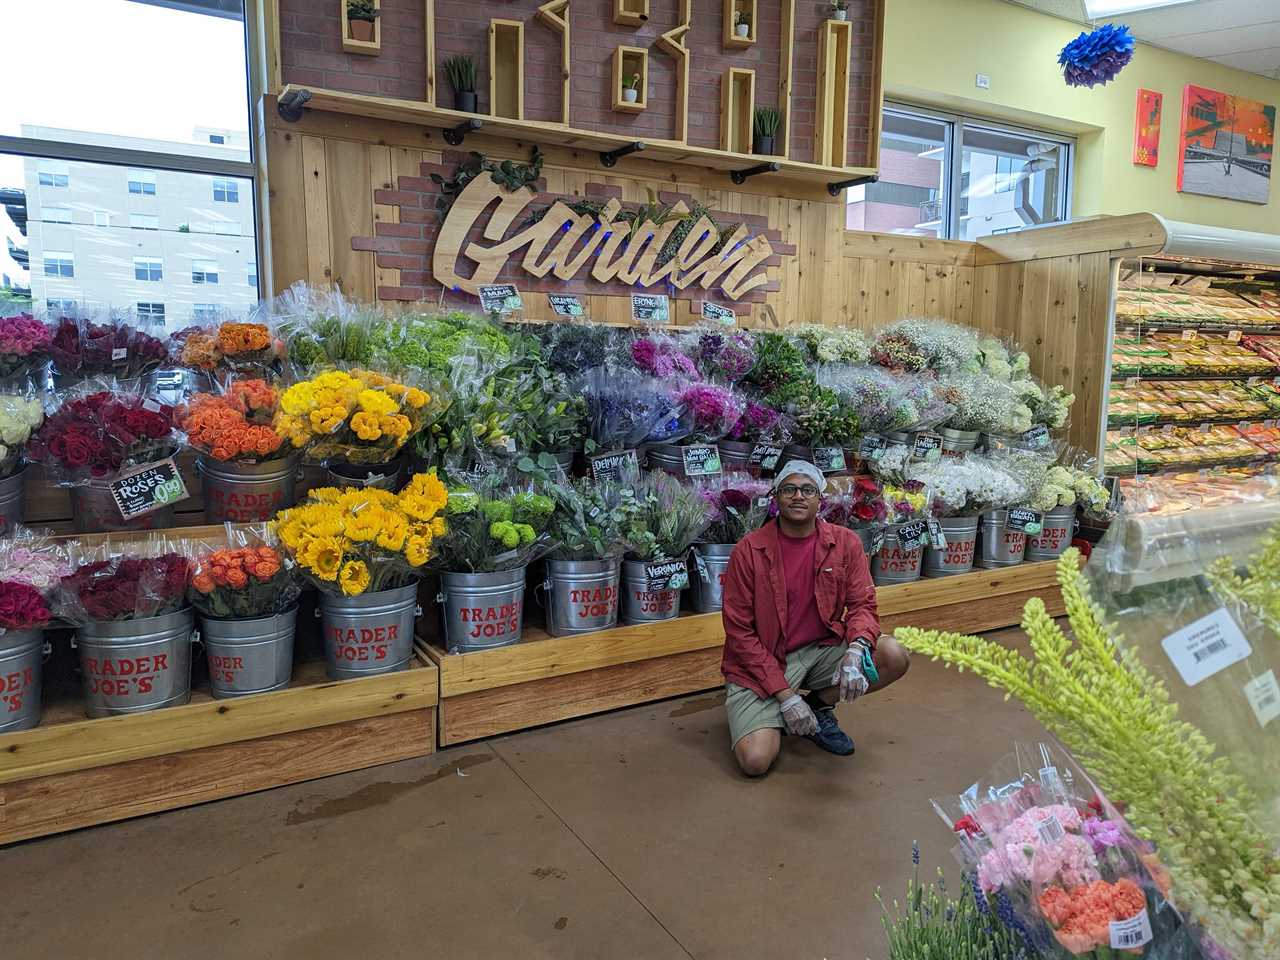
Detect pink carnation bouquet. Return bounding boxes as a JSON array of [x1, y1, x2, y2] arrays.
[[0, 532, 70, 632]]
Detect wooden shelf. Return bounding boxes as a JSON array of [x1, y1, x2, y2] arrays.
[[724, 0, 757, 48], [815, 18, 852, 167], [489, 19, 524, 121], [612, 46, 648, 113], [720, 68, 756, 154], [535, 0, 570, 125], [275, 86, 877, 190], [340, 0, 381, 56], [613, 0, 649, 26], [424, 560, 1068, 745]]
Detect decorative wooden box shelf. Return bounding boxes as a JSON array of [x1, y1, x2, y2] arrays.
[[340, 0, 381, 56], [720, 67, 756, 154], [612, 46, 648, 113], [535, 0, 571, 125], [723, 0, 757, 48], [816, 18, 853, 168], [613, 0, 649, 26], [489, 19, 525, 120]]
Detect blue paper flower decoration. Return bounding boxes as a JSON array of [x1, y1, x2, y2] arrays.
[[1058, 23, 1136, 88]]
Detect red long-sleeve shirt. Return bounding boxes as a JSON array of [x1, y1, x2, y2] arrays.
[[720, 519, 880, 700]]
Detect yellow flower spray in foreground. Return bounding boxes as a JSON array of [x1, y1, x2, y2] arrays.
[[1207, 521, 1280, 636], [894, 550, 1280, 960]]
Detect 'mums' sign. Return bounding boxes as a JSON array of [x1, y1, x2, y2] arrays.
[[431, 176, 776, 302]]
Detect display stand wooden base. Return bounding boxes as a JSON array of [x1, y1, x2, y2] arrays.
[[425, 560, 1065, 746], [0, 655, 438, 845]]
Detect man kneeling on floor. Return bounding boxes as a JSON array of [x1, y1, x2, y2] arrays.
[[720, 460, 910, 777]]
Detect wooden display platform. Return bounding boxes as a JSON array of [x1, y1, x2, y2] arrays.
[[0, 654, 438, 845], [424, 560, 1065, 745]]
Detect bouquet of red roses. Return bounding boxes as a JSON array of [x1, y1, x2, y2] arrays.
[[0, 531, 68, 632], [27, 380, 181, 484], [819, 475, 888, 530], [188, 525, 299, 619], [47, 314, 169, 381], [0, 313, 53, 382], [57, 537, 191, 623]]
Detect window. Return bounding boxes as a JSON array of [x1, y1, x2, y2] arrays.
[[47, 298, 79, 313], [136, 302, 165, 322], [849, 103, 1073, 241], [93, 210, 110, 227], [43, 252, 74, 278], [127, 170, 157, 196], [209, 134, 226, 145], [193, 303, 219, 322], [129, 214, 159, 231], [134, 257, 163, 282], [192, 259, 219, 284], [37, 160, 69, 187], [212, 178, 239, 203], [247, 260, 258, 288], [43, 206, 72, 224]]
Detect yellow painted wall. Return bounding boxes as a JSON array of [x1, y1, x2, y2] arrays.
[[883, 0, 1280, 233]]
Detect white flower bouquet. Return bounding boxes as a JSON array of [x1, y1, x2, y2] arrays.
[[0, 392, 45, 478]]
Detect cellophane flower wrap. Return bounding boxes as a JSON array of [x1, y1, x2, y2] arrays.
[[725, 397, 785, 445], [0, 313, 53, 382], [188, 524, 300, 619], [623, 471, 712, 561], [765, 376, 859, 447], [501, 350, 587, 457], [273, 472, 448, 596], [577, 367, 690, 453], [27, 379, 180, 484], [698, 473, 772, 544], [1029, 461, 1111, 517], [819, 475, 887, 530], [538, 322, 633, 377], [904, 452, 1030, 517], [270, 283, 379, 373], [0, 388, 44, 479], [792, 324, 870, 366], [630, 331, 698, 379], [0, 531, 68, 632], [817, 365, 953, 435], [181, 378, 295, 464], [56, 535, 192, 623], [275, 368, 430, 467], [677, 381, 746, 444], [379, 307, 514, 379], [173, 318, 281, 377], [872, 318, 981, 374], [432, 477, 555, 573], [683, 329, 757, 383], [546, 477, 641, 561], [46, 312, 169, 381]]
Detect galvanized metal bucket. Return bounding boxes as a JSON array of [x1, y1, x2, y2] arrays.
[[543, 557, 621, 637], [320, 582, 419, 678], [71, 475, 177, 533], [977, 509, 1027, 569], [923, 514, 980, 577], [851, 526, 875, 554], [0, 465, 26, 536], [885, 431, 916, 447], [550, 450, 577, 475], [980, 433, 1019, 453], [643, 443, 687, 478], [200, 607, 297, 698], [689, 543, 734, 613], [326, 458, 404, 491], [871, 523, 924, 586], [0, 628, 43, 733], [621, 559, 683, 624], [438, 568, 527, 653], [1025, 504, 1078, 562], [781, 444, 814, 465], [940, 428, 980, 459], [717, 440, 753, 472], [76, 608, 195, 718], [199, 454, 300, 524]]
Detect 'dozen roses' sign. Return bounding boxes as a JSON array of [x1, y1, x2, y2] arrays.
[[433, 176, 774, 302]]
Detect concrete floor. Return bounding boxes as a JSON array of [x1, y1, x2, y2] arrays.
[[2, 627, 1049, 960]]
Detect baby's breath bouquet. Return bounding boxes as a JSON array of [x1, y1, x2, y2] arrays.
[[872, 318, 981, 374], [792, 324, 871, 366]]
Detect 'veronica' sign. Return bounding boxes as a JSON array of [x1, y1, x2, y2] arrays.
[[433, 176, 773, 302]]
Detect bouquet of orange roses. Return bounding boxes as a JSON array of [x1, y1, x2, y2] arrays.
[[180, 378, 295, 464], [188, 525, 299, 619], [174, 319, 281, 377]]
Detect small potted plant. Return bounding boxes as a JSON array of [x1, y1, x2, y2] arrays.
[[734, 9, 751, 38], [346, 0, 379, 42], [622, 72, 641, 104], [444, 54, 478, 113], [753, 106, 780, 155], [830, 0, 849, 20]]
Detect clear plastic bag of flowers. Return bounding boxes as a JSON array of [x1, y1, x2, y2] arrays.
[[815, 364, 928, 435], [679, 326, 757, 383], [274, 365, 433, 471], [576, 366, 691, 454], [1028, 375, 1075, 432], [820, 475, 887, 530], [871, 317, 982, 374], [697, 472, 772, 545], [676, 380, 746, 444], [500, 354, 587, 460], [56, 533, 194, 624], [537, 320, 634, 377], [1030, 449, 1113, 521], [273, 472, 449, 596], [0, 528, 70, 635], [0, 311, 54, 385], [723, 392, 788, 448], [545, 475, 640, 561], [628, 328, 699, 380], [761, 377, 857, 449], [188, 522, 301, 619], [0, 383, 46, 479], [905, 452, 1028, 518], [622, 470, 713, 562], [378, 305, 515, 381], [46, 307, 171, 383], [179, 375, 299, 466], [790, 323, 871, 367], [268, 282, 381, 374], [977, 334, 1033, 382], [430, 473, 556, 573], [414, 347, 516, 484], [896, 372, 956, 431], [170, 313, 283, 379], [26, 376, 182, 486]]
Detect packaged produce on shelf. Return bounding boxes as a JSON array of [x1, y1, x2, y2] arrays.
[[1111, 332, 1277, 378], [46, 312, 170, 382], [1108, 379, 1280, 427], [1240, 334, 1280, 365], [1105, 424, 1269, 474], [0, 313, 53, 383], [187, 525, 300, 620], [1116, 468, 1279, 517], [430, 476, 555, 573], [1114, 286, 1277, 327]]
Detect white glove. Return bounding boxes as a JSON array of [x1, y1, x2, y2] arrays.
[[779, 693, 819, 736], [834, 646, 870, 702]]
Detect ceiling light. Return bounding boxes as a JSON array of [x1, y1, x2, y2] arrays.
[[1082, 0, 1196, 17]]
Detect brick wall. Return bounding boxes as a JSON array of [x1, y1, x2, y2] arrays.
[[280, 0, 427, 101]]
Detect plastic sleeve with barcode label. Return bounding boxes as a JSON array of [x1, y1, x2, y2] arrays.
[[1109, 909, 1153, 950]]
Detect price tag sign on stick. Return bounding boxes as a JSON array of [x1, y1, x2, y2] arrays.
[[547, 294, 585, 317], [109, 458, 189, 520], [477, 284, 523, 315], [701, 302, 736, 326]]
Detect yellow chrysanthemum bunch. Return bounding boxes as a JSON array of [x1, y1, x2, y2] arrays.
[[274, 369, 430, 465], [273, 471, 448, 596]]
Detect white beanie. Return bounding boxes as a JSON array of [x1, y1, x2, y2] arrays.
[[773, 460, 827, 495]]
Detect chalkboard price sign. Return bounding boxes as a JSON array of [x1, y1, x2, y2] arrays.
[[1005, 507, 1043, 535], [645, 558, 688, 592], [477, 284, 523, 315], [589, 449, 639, 485], [681, 444, 722, 477], [109, 458, 189, 520]]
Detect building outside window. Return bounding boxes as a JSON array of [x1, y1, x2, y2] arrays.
[[37, 159, 69, 187], [136, 302, 165, 322], [247, 260, 257, 289], [193, 303, 219, 322], [127, 169, 157, 196], [192, 259, 219, 284], [43, 251, 74, 277], [93, 210, 110, 227], [848, 103, 1073, 241], [43, 206, 72, 224], [47, 298, 78, 313], [212, 177, 239, 203], [134, 257, 162, 282], [129, 213, 159, 231]]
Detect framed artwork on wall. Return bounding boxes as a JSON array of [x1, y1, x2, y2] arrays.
[[1176, 84, 1276, 204], [1134, 88, 1161, 167]]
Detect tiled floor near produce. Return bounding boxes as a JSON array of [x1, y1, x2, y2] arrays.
[[2, 627, 1048, 960]]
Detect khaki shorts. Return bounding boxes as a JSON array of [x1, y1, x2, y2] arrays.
[[725, 642, 849, 748]]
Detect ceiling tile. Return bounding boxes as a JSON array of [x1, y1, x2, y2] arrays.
[[1209, 46, 1280, 76], [1120, 0, 1280, 40], [1157, 22, 1280, 57]]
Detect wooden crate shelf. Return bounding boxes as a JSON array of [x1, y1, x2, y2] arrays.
[[0, 653, 438, 845], [535, 0, 570, 125], [723, 0, 756, 48], [612, 46, 648, 113], [424, 560, 1067, 746], [815, 18, 852, 168], [720, 67, 756, 154], [489, 19, 524, 121], [340, 0, 381, 56], [613, 0, 649, 26]]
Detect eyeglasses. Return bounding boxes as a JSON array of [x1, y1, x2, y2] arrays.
[[778, 484, 820, 500]]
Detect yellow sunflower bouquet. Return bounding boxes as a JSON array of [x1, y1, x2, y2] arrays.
[[273, 368, 432, 467], [273, 471, 449, 596]]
